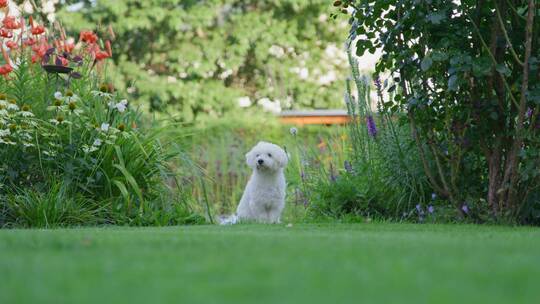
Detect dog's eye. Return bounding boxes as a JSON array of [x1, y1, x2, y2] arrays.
[[268, 153, 272, 157], [256, 154, 259, 157]]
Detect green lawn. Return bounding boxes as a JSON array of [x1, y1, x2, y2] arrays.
[[1, 223, 539, 304]]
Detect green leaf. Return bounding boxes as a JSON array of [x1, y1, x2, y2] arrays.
[[421, 56, 433, 71], [495, 64, 511, 77], [427, 12, 446, 24], [113, 164, 144, 212], [448, 74, 458, 91], [112, 179, 130, 201]]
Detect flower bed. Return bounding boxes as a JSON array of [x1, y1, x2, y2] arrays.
[[0, 2, 201, 227]]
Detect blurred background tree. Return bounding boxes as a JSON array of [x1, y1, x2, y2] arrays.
[[47, 0, 350, 122]]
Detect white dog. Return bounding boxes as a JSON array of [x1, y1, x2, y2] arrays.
[[220, 141, 288, 224]]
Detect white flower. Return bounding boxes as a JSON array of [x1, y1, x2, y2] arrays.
[[237, 96, 252, 108], [0, 138, 15, 145], [93, 139, 102, 146], [19, 111, 34, 117], [268, 45, 285, 58], [298, 68, 309, 80], [257, 98, 281, 113], [7, 103, 19, 111], [0, 129, 11, 137], [289, 127, 298, 136], [107, 101, 116, 108], [116, 100, 128, 113], [100, 123, 110, 132], [54, 91, 63, 100], [65, 94, 79, 102], [91, 91, 113, 98]]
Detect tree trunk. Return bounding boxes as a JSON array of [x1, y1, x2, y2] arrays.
[[501, 0, 535, 213]]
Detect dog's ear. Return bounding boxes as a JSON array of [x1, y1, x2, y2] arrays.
[[275, 146, 288, 168], [245, 148, 256, 168]]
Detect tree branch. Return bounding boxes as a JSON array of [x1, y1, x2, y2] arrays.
[[465, 11, 521, 109], [494, 1, 524, 66], [501, 0, 535, 209]]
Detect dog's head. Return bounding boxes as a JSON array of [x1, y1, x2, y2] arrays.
[[246, 141, 288, 172]]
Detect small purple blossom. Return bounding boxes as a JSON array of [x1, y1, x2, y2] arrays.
[[416, 204, 425, 215], [428, 205, 434, 214], [526, 107, 533, 118], [374, 76, 382, 92], [431, 193, 437, 200], [367, 115, 377, 138], [461, 204, 469, 214], [344, 160, 353, 173]]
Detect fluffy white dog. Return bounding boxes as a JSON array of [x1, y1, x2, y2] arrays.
[[220, 141, 288, 224]]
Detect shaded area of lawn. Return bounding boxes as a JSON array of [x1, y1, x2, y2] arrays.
[[1, 224, 539, 304]]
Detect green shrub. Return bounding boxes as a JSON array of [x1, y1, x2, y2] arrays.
[[0, 12, 198, 227], [57, 0, 349, 122], [338, 0, 540, 224]]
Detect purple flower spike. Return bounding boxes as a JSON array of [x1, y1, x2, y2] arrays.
[[461, 204, 469, 214], [428, 205, 434, 214], [374, 76, 382, 92], [416, 204, 425, 215], [344, 160, 353, 173], [526, 107, 533, 119], [367, 115, 377, 138]]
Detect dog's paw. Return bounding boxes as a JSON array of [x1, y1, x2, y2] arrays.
[[218, 214, 238, 225]]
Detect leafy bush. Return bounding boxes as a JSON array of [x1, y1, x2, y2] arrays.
[[335, 0, 539, 224], [57, 0, 349, 121], [0, 8, 200, 227]]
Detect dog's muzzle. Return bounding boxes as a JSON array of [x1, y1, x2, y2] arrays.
[[256, 159, 266, 170]]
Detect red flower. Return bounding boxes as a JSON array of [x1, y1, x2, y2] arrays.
[[64, 41, 75, 53], [6, 40, 17, 50], [0, 63, 13, 76], [31, 24, 45, 36], [94, 50, 109, 61], [3, 16, 21, 30], [24, 37, 36, 46], [31, 54, 40, 63], [79, 30, 98, 44], [32, 42, 49, 60], [0, 28, 12, 38], [0, 0, 8, 8]]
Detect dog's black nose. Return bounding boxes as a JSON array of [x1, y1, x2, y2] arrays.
[[257, 159, 264, 165]]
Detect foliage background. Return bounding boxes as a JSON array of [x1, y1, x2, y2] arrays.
[[53, 0, 350, 122]]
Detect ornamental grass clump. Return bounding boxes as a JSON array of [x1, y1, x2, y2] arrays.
[[0, 2, 196, 227]]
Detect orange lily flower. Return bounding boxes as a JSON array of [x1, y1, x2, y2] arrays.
[[3, 16, 21, 30]]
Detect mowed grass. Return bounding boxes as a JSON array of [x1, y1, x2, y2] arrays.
[[1, 223, 539, 304]]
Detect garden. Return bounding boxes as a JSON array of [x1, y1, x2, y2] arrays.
[[1, 0, 539, 303]]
